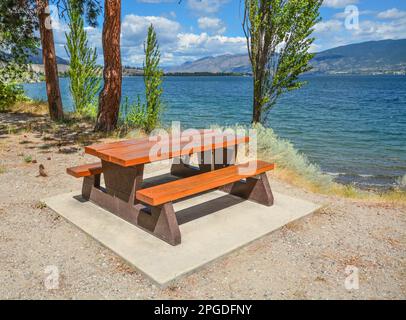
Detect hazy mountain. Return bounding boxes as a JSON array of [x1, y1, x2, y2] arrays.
[[27, 49, 69, 65], [1, 49, 69, 65], [166, 54, 250, 73], [166, 39, 406, 75]]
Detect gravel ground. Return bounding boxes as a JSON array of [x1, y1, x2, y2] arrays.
[[0, 113, 405, 299]]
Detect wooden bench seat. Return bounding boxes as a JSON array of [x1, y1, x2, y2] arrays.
[[136, 160, 275, 206], [135, 160, 274, 245], [66, 162, 103, 178]]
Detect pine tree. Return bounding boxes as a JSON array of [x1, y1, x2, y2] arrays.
[[143, 24, 163, 132], [65, 0, 101, 117]]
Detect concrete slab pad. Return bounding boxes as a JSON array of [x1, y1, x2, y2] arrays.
[[44, 173, 321, 286]]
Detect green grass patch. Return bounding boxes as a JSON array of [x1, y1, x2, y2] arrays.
[[23, 155, 32, 163]]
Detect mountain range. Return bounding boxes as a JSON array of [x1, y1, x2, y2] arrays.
[[166, 39, 406, 75], [14, 39, 406, 76]]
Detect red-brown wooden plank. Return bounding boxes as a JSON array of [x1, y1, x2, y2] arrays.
[[85, 129, 216, 159], [66, 162, 103, 178], [109, 134, 249, 167], [85, 130, 249, 167], [102, 131, 240, 160], [136, 160, 274, 206]]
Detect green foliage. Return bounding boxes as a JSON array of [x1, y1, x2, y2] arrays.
[[143, 24, 164, 132], [123, 24, 163, 132], [243, 0, 322, 123], [121, 96, 148, 128], [23, 155, 33, 163], [0, 0, 38, 65], [65, 0, 102, 28], [0, 81, 26, 111], [0, 1, 37, 111], [65, 0, 101, 118]]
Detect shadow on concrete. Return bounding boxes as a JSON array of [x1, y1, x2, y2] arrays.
[[176, 194, 245, 225]]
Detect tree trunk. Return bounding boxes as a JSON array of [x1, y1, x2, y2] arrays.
[[36, 0, 64, 121], [252, 50, 264, 124], [252, 105, 261, 123], [95, 0, 122, 132]]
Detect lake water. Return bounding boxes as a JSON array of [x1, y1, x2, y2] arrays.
[[23, 75, 406, 189]]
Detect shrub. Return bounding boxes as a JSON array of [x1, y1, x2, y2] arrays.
[[215, 123, 334, 192], [0, 82, 25, 111], [253, 123, 334, 191], [23, 155, 32, 163], [121, 96, 147, 129]]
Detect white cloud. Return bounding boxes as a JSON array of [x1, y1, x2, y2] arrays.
[[121, 14, 181, 46], [119, 14, 245, 66], [187, 0, 229, 14], [351, 19, 406, 40], [176, 33, 245, 56], [314, 20, 343, 33], [314, 14, 406, 52], [322, 0, 358, 8], [377, 8, 406, 20], [197, 17, 226, 34]]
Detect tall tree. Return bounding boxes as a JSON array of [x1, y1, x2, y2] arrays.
[[123, 24, 164, 132], [243, 0, 321, 123], [65, 0, 101, 117], [36, 0, 64, 120], [143, 24, 163, 132], [94, 0, 122, 132]]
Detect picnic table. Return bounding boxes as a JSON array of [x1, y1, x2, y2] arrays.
[[67, 130, 275, 245]]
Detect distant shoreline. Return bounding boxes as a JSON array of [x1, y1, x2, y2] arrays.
[[126, 73, 405, 77], [22, 73, 405, 84]]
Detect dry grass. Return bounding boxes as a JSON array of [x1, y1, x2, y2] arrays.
[[7, 99, 49, 115], [1, 101, 129, 146]]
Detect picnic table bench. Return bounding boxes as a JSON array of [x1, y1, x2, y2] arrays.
[[67, 130, 275, 245]]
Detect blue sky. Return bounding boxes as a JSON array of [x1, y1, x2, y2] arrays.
[[52, 0, 406, 66]]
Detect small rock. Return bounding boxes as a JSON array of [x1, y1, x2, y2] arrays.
[[38, 164, 48, 177]]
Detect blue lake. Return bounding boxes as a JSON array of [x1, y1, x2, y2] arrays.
[[23, 75, 406, 189]]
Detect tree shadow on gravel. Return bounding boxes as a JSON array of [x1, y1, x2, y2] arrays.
[[0, 112, 105, 150]]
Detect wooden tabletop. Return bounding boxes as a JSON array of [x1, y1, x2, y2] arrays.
[[85, 130, 249, 167]]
